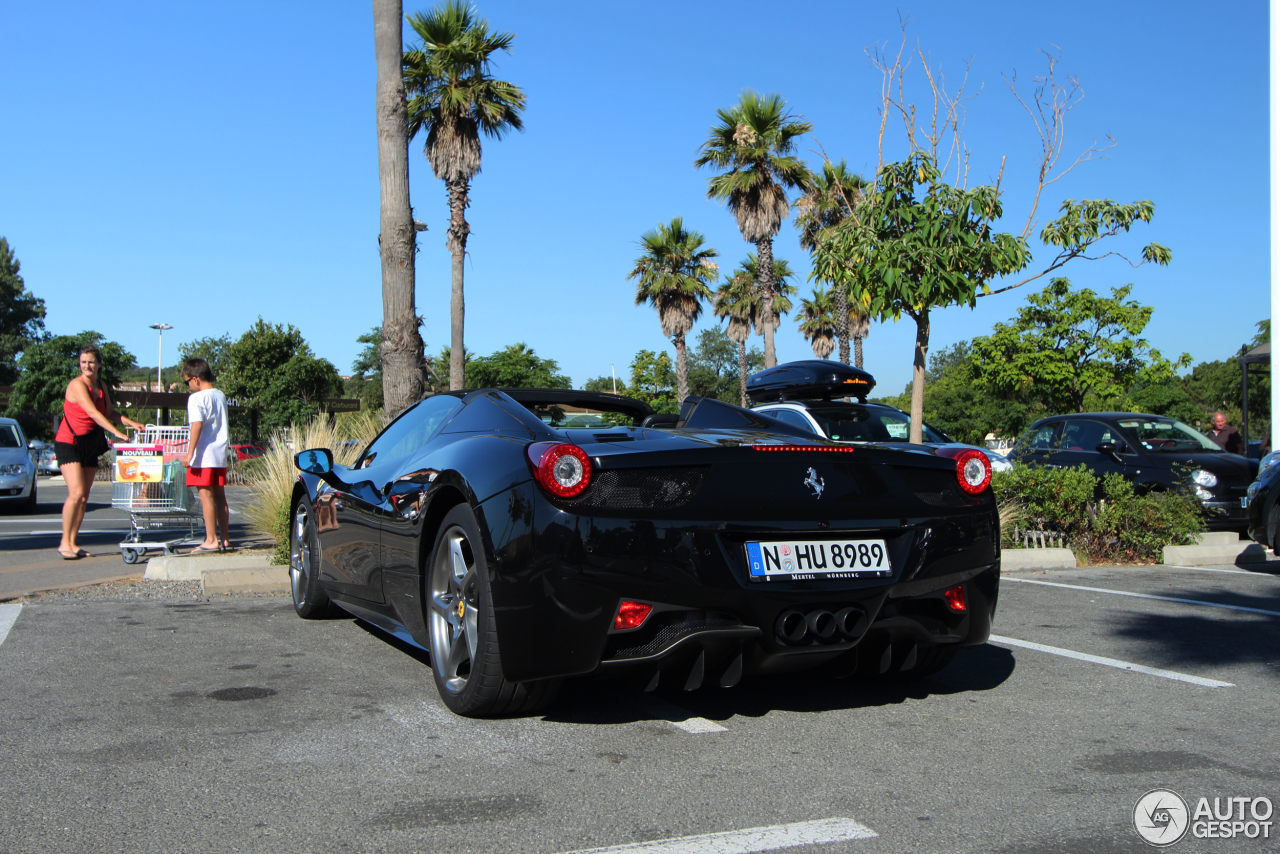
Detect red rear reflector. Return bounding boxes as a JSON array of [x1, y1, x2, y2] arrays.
[[944, 585, 967, 612], [749, 444, 855, 453], [614, 600, 653, 630]]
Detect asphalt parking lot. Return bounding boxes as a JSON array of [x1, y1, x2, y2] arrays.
[[0, 563, 1277, 854]]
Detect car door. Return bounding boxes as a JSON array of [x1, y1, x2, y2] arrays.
[[1014, 422, 1062, 467], [1045, 419, 1134, 479]]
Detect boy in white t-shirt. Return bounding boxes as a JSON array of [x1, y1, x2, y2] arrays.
[[180, 358, 232, 552]]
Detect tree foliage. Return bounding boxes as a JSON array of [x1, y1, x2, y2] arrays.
[[219, 319, 341, 435], [177, 335, 233, 382], [467, 343, 571, 389], [344, 326, 385, 413], [629, 217, 718, 403], [623, 350, 678, 414], [0, 237, 47, 385], [971, 278, 1190, 414], [686, 326, 764, 403]]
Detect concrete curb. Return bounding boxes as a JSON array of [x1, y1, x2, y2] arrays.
[[1001, 548, 1077, 571], [144, 553, 273, 581], [1162, 541, 1271, 566]]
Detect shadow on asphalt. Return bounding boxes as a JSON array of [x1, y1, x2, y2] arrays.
[[1105, 584, 1280, 680]]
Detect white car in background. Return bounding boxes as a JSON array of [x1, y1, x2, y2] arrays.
[[0, 417, 38, 512]]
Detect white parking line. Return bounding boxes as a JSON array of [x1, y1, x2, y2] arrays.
[[562, 818, 878, 854], [1003, 577, 1280, 618], [1163, 565, 1271, 576], [989, 635, 1234, 688], [0, 604, 21, 647]]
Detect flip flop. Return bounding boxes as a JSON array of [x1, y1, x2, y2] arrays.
[[58, 550, 81, 560], [76, 549, 91, 558], [189, 546, 221, 554]]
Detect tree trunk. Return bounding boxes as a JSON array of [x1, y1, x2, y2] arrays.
[[373, 0, 424, 415], [446, 178, 471, 390], [674, 334, 689, 403], [909, 307, 930, 444], [737, 341, 748, 407], [756, 237, 777, 368], [854, 334, 864, 370], [834, 284, 850, 365]]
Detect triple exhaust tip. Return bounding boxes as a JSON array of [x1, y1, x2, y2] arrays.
[[775, 607, 868, 645]]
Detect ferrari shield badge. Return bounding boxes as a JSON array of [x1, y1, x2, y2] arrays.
[[804, 467, 825, 498]]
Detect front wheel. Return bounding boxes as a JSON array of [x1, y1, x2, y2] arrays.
[[290, 499, 339, 619], [426, 504, 559, 717], [22, 480, 37, 514]]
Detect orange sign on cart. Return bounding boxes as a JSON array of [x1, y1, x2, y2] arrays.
[[115, 443, 164, 482]]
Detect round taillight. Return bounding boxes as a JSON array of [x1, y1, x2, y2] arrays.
[[954, 449, 991, 494], [527, 442, 593, 498]]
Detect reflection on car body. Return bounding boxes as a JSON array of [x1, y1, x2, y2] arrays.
[[286, 383, 1001, 718]]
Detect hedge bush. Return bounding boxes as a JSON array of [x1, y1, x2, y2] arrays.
[[991, 464, 1205, 564]]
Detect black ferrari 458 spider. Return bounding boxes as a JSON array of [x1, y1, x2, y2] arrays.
[[290, 365, 1000, 717]]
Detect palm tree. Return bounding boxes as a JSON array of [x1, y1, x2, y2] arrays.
[[629, 218, 719, 403], [373, 0, 425, 414], [404, 2, 525, 391], [733, 252, 798, 335], [695, 91, 812, 368], [798, 287, 836, 359], [848, 300, 871, 369], [795, 159, 867, 365], [713, 270, 760, 406]]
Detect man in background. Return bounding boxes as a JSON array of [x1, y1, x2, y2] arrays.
[[1205, 411, 1245, 455]]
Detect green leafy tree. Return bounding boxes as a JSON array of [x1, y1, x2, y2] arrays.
[[971, 278, 1190, 414], [624, 350, 678, 414], [428, 345, 472, 392], [344, 326, 385, 412], [220, 319, 341, 435], [6, 332, 135, 439], [404, 1, 525, 391], [582, 376, 626, 395], [0, 237, 47, 385], [629, 217, 719, 403], [695, 91, 811, 368], [686, 325, 765, 403], [794, 160, 867, 365], [815, 153, 1030, 442], [177, 335, 233, 383], [468, 343, 571, 389]]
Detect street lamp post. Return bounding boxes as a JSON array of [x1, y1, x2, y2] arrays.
[[149, 323, 172, 425]]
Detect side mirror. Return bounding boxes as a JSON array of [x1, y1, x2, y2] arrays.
[[1096, 441, 1125, 462], [295, 448, 334, 476]]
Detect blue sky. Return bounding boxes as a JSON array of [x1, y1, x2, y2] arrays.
[[1, 1, 1269, 397]]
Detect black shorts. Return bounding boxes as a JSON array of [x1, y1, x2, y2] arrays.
[[54, 441, 102, 468]]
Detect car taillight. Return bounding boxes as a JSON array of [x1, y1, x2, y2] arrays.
[[527, 442, 593, 498], [614, 600, 653, 630], [748, 444, 856, 453], [934, 447, 991, 494]]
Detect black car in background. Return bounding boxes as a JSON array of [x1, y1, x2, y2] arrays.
[[1245, 451, 1280, 546], [1009, 413, 1257, 530], [289, 386, 1000, 717]]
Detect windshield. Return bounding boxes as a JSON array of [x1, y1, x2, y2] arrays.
[[1117, 417, 1222, 453], [805, 404, 948, 444], [531, 406, 643, 428], [0, 425, 22, 449]]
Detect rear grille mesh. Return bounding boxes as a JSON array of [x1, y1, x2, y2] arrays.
[[569, 466, 707, 509], [607, 612, 746, 660]]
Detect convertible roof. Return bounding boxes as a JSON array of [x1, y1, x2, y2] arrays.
[[489, 388, 654, 420]]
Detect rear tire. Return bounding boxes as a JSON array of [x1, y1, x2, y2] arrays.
[[290, 499, 339, 619], [426, 504, 560, 717]]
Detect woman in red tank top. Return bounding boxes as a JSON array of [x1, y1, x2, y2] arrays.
[[55, 346, 143, 560]]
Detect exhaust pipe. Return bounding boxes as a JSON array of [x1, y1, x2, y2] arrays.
[[775, 610, 808, 644], [806, 610, 837, 642], [834, 607, 868, 639]]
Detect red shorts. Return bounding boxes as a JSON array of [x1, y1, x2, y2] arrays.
[[187, 467, 227, 487]]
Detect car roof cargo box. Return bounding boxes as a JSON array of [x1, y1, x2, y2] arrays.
[[746, 360, 876, 404]]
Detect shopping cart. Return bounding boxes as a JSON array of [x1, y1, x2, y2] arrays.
[[112, 426, 204, 564]]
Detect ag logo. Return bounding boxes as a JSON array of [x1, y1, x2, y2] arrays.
[[1133, 789, 1189, 847]]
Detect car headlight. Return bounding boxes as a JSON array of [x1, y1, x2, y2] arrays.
[[1193, 485, 1214, 502], [1258, 451, 1280, 480], [1192, 469, 1218, 488], [0, 463, 28, 477]]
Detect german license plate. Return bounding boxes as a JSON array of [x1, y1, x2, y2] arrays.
[[745, 538, 891, 581]]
